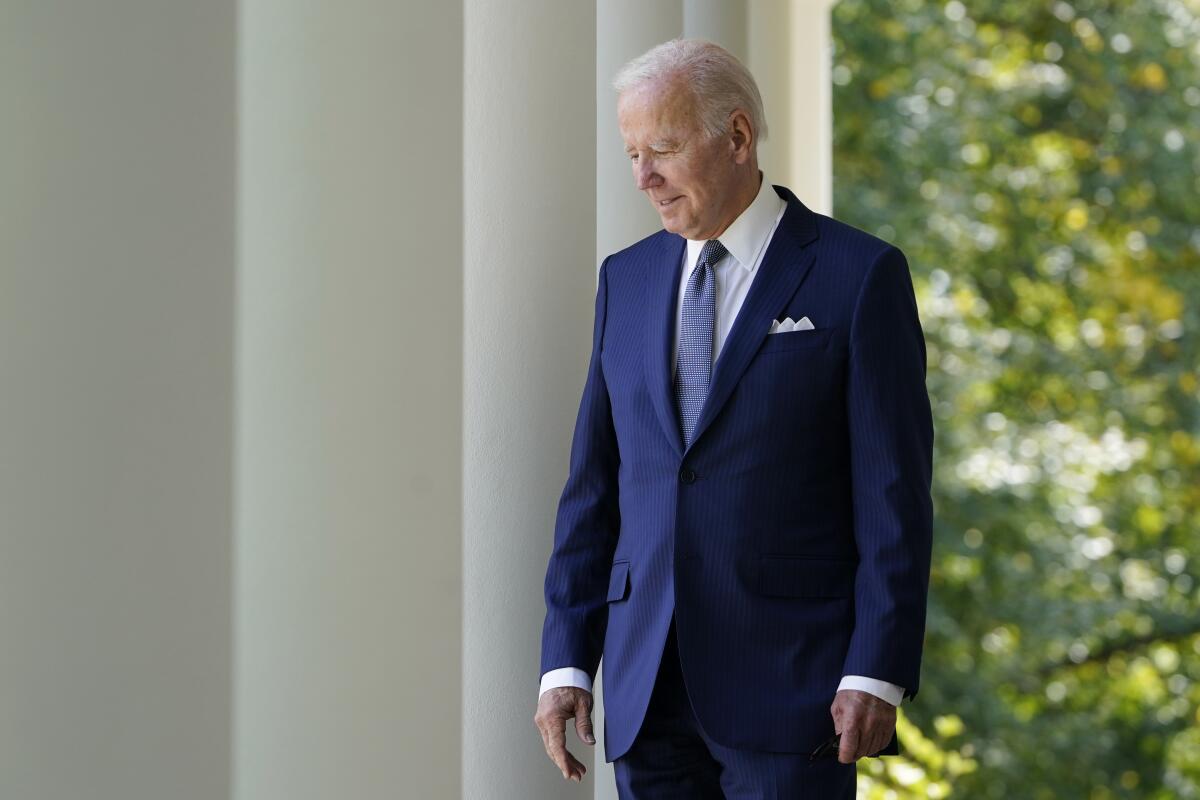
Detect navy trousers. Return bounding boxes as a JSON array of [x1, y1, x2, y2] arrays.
[[613, 616, 857, 799]]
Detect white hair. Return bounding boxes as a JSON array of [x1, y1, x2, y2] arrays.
[[613, 38, 768, 144]]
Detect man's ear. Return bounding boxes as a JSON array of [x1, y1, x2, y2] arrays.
[[728, 109, 754, 164]]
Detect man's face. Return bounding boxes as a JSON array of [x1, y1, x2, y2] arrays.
[[617, 78, 741, 241]]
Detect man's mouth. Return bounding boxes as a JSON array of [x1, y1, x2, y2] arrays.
[[657, 196, 681, 208]]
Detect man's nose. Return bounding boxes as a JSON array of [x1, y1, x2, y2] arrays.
[[634, 159, 661, 191]]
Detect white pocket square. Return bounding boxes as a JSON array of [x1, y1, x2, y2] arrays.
[[768, 315, 814, 334]]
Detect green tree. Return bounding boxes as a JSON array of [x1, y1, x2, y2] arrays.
[[831, 1, 1200, 796]]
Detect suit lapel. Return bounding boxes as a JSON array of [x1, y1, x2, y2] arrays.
[[642, 185, 820, 458], [644, 234, 687, 457]]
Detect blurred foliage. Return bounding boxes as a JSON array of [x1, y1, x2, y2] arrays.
[[831, 0, 1200, 796]]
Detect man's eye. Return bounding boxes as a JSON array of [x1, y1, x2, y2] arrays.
[[629, 153, 639, 161]]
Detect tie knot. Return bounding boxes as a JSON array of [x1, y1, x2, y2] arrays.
[[698, 239, 727, 270]]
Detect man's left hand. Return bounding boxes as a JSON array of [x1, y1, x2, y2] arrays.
[[829, 689, 896, 763]]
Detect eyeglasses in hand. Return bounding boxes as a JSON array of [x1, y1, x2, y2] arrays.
[[809, 732, 842, 762], [809, 731, 881, 763]]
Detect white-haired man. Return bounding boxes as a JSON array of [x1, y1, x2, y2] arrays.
[[534, 38, 933, 799]]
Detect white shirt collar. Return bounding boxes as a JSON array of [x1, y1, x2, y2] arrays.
[[684, 172, 786, 275]]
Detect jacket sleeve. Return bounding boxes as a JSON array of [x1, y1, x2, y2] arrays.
[[841, 245, 934, 702], [538, 256, 621, 683]]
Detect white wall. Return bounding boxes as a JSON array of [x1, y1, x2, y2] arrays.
[[0, 3, 235, 798]]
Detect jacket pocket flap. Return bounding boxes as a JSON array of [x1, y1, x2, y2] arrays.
[[606, 560, 630, 602], [758, 326, 833, 354], [754, 556, 857, 598]]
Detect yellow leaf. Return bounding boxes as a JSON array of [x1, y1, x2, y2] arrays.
[[1134, 505, 1166, 536], [1065, 206, 1089, 230], [1136, 63, 1167, 91]]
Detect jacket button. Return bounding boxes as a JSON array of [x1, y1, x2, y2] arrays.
[[679, 468, 696, 484]]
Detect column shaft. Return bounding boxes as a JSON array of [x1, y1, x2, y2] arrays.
[[236, 4, 463, 798], [684, 0, 749, 60], [463, 1, 597, 798], [596, 1, 684, 264]]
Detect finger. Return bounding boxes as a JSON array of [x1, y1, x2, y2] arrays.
[[537, 714, 564, 758], [534, 714, 554, 757], [863, 731, 883, 758], [544, 717, 573, 778], [838, 724, 860, 764], [574, 697, 596, 745], [853, 721, 876, 757], [564, 750, 588, 782], [873, 725, 892, 755], [872, 727, 894, 757]]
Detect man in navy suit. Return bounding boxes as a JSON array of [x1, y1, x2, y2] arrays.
[[534, 38, 933, 799]]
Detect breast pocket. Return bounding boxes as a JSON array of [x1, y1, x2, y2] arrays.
[[757, 326, 833, 354]]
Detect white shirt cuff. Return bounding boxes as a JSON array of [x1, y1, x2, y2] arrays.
[[837, 675, 905, 706], [540, 668, 901, 704], [539, 667, 593, 697]]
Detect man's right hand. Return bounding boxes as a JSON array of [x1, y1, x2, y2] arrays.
[[533, 686, 595, 782]]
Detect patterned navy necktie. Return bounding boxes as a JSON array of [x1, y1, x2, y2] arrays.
[[675, 238, 727, 448]]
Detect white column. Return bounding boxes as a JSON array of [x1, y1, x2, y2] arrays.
[[786, 0, 838, 213], [680, 0, 835, 211], [747, 0, 794, 183], [684, 0, 749, 61], [596, 1, 684, 264], [462, 2, 597, 799], [236, 4, 463, 799], [0, 4, 235, 799]]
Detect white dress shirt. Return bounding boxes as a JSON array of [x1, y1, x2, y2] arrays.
[[540, 174, 906, 707]]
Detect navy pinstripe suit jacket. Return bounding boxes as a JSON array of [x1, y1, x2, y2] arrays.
[[539, 183, 934, 763]]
